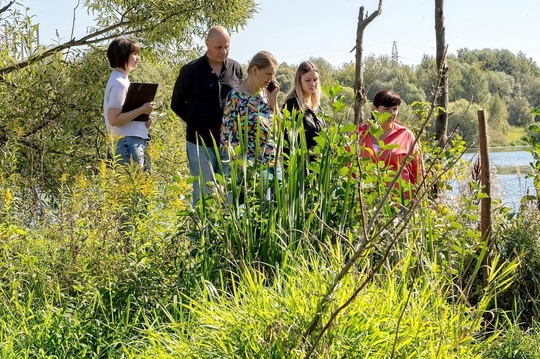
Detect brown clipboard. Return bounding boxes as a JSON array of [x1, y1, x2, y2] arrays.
[[122, 82, 158, 121]]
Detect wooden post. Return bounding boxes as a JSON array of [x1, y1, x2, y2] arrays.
[[477, 109, 492, 287]]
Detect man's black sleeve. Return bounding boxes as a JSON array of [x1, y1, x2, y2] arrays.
[[171, 66, 189, 122]]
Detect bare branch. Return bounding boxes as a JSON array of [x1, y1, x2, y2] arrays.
[[0, 0, 16, 15], [67, 0, 82, 57], [353, 0, 383, 125], [349, 1, 383, 53], [0, 21, 130, 77]]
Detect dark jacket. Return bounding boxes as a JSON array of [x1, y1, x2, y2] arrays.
[[283, 97, 325, 151], [171, 55, 243, 145]]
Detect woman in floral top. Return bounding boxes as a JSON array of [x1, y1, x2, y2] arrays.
[[220, 51, 281, 199], [220, 50, 279, 166]]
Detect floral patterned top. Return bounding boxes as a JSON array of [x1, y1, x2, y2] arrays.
[[220, 89, 276, 165]]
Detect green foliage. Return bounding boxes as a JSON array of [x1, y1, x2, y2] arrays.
[[485, 324, 540, 359], [3, 3, 540, 355], [0, 156, 193, 357], [275, 62, 296, 95], [487, 95, 510, 146], [523, 119, 540, 202], [485, 71, 515, 98], [521, 77, 540, 109], [166, 90, 520, 357], [457, 48, 518, 76], [133, 255, 490, 358], [495, 209, 540, 327], [0, 48, 179, 193], [0, 83, 536, 357], [447, 99, 483, 145], [0, 0, 256, 74], [361, 55, 426, 105], [0, 0, 255, 194], [508, 97, 534, 126], [335, 61, 356, 88], [453, 62, 490, 105], [328, 49, 540, 146]]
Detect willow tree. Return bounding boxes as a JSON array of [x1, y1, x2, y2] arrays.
[[1, 0, 256, 75]]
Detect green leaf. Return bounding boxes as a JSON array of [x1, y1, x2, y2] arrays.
[[332, 101, 346, 112], [450, 221, 463, 230], [340, 124, 357, 133]]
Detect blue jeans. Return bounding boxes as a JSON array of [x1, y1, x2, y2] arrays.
[[115, 136, 150, 171], [187, 141, 225, 205]]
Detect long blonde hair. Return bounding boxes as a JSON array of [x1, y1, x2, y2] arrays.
[[285, 61, 321, 111]]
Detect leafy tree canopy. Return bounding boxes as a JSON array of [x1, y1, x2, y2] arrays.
[[0, 0, 257, 74]]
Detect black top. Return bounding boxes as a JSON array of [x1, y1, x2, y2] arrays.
[[284, 97, 325, 150], [171, 55, 243, 145]]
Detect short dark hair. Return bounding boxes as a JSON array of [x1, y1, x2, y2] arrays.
[[373, 89, 401, 107], [107, 37, 140, 69]]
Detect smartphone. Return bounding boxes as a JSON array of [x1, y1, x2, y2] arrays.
[[266, 80, 276, 93]]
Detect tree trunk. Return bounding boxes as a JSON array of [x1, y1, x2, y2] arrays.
[[353, 1, 383, 126], [435, 0, 448, 147]]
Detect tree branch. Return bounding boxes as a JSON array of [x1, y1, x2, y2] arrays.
[[349, 1, 383, 53], [0, 0, 16, 15], [0, 4, 204, 78]]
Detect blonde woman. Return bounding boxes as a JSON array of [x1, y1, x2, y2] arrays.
[[283, 61, 325, 156], [220, 51, 281, 197]]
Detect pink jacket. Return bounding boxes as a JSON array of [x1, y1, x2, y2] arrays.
[[355, 122, 423, 186]]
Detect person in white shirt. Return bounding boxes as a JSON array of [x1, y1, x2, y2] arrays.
[[103, 37, 154, 170]]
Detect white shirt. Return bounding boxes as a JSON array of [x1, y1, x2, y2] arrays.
[[103, 69, 149, 139]]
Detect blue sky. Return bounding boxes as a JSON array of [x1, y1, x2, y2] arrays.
[[25, 0, 540, 67]]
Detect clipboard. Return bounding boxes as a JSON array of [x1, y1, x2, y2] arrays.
[[122, 82, 158, 121]]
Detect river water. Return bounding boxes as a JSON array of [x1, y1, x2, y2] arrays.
[[460, 147, 536, 210]]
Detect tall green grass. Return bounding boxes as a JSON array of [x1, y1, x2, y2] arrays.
[[169, 89, 519, 357], [0, 89, 537, 357]]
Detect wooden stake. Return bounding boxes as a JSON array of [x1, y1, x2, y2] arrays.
[[477, 109, 492, 287]]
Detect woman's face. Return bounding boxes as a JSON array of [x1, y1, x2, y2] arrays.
[[253, 65, 277, 90], [126, 52, 139, 72], [300, 70, 319, 95], [374, 104, 399, 124]]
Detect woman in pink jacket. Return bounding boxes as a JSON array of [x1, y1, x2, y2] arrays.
[[355, 90, 424, 197]]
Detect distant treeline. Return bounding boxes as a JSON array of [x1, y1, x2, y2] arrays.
[[274, 48, 540, 145]]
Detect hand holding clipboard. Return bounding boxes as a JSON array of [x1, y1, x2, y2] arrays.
[[122, 82, 159, 121]]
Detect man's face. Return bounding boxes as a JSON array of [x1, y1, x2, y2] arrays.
[[206, 35, 230, 64]]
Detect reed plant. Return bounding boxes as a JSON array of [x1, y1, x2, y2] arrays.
[[168, 88, 519, 357]]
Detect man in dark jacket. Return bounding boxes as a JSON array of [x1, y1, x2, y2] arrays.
[[171, 26, 243, 205]]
